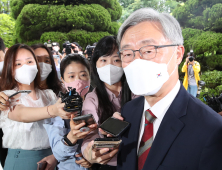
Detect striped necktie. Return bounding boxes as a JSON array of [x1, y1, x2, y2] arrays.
[[138, 109, 156, 170]]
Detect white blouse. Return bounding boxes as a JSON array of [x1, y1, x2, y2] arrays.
[[0, 89, 57, 150]]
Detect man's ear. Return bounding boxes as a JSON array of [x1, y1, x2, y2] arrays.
[[176, 45, 185, 65]]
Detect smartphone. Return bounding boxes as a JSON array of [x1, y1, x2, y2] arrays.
[[73, 114, 96, 132], [37, 161, 47, 170], [99, 117, 130, 137], [93, 138, 122, 150], [8, 90, 32, 99]]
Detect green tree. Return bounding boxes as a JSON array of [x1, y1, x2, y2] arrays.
[[173, 0, 222, 32], [173, 0, 222, 103], [0, 13, 15, 47], [11, 0, 122, 47], [118, 0, 179, 24], [0, 0, 10, 14]]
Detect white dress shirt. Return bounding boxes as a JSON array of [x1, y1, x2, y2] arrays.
[[137, 80, 180, 153]]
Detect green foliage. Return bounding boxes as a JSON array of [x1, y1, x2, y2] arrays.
[[201, 70, 222, 88], [0, 0, 10, 14], [0, 13, 15, 47], [40, 30, 110, 50], [204, 55, 222, 70], [182, 28, 222, 58], [14, 3, 120, 44], [203, 3, 222, 32], [182, 28, 203, 55], [10, 0, 24, 19], [10, 0, 122, 21], [173, 0, 222, 32], [118, 0, 179, 24], [118, 0, 134, 8]]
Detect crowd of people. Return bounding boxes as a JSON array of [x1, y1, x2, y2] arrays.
[[0, 7, 222, 170]]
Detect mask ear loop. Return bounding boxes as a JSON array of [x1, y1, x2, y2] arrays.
[[167, 47, 178, 77]]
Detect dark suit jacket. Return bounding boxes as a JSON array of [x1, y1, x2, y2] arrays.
[[117, 84, 222, 170]]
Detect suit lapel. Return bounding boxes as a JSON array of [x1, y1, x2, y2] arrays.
[[143, 85, 189, 170], [119, 96, 145, 169]]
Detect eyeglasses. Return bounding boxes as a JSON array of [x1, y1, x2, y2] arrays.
[[117, 44, 179, 63]]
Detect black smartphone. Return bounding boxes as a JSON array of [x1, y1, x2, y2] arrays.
[[93, 138, 122, 150], [73, 114, 96, 132], [8, 90, 32, 99], [99, 117, 130, 137], [37, 161, 47, 170]]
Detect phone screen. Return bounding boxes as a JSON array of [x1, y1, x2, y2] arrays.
[[100, 117, 130, 137]]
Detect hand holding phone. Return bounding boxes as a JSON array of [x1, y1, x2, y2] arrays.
[[0, 90, 31, 111], [66, 114, 97, 145], [92, 138, 122, 151], [83, 140, 119, 165], [8, 90, 31, 99], [99, 117, 130, 137], [73, 114, 97, 132], [37, 161, 47, 170]]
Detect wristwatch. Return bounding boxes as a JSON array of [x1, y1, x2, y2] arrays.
[[63, 134, 76, 146]]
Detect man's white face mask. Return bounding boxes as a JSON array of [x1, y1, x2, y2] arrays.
[[97, 64, 124, 85], [123, 49, 177, 96]]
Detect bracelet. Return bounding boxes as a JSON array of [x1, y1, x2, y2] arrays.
[[47, 106, 55, 118]]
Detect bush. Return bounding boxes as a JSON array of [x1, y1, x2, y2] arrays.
[[10, 0, 122, 21], [200, 70, 222, 88]]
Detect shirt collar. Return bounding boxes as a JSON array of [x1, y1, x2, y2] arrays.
[[106, 87, 122, 101], [144, 80, 180, 120]]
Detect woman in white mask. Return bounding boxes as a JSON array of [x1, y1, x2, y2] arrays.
[[0, 44, 63, 169], [0, 44, 72, 170], [0, 44, 63, 111], [81, 36, 137, 170], [31, 44, 63, 96]]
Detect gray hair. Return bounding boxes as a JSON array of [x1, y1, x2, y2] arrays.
[[117, 8, 184, 46]]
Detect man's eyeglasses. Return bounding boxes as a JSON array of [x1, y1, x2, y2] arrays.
[[117, 44, 179, 63]]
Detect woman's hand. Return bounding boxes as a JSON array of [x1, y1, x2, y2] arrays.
[[83, 141, 118, 165], [218, 112, 222, 116], [37, 154, 57, 170], [75, 153, 92, 168], [112, 112, 124, 120], [66, 114, 97, 144], [0, 91, 9, 111], [49, 98, 75, 119]]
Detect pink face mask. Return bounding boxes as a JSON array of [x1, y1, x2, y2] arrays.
[[64, 79, 90, 97]]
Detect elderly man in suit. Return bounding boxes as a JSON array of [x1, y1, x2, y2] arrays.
[[116, 8, 222, 170]]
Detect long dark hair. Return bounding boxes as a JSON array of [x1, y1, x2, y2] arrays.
[[91, 36, 132, 124], [1, 44, 41, 90], [31, 44, 62, 96]]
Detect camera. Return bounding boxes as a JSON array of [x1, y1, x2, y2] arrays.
[[189, 56, 195, 62], [189, 50, 195, 62], [86, 45, 95, 61], [44, 40, 52, 51], [203, 93, 222, 112], [59, 87, 83, 115], [63, 41, 72, 55]]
